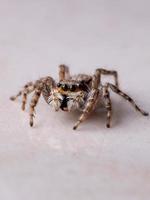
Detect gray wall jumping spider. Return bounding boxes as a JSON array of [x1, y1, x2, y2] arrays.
[[10, 65, 149, 130]]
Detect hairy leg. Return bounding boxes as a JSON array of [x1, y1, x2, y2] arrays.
[[92, 68, 119, 89], [29, 86, 42, 127], [10, 82, 35, 110], [73, 89, 100, 130], [22, 84, 35, 110], [59, 64, 70, 81], [10, 91, 22, 101], [29, 76, 56, 126], [107, 83, 149, 116], [103, 85, 112, 128], [10, 82, 34, 101], [10, 76, 56, 127]]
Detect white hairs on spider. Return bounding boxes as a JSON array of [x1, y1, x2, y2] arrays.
[[48, 90, 85, 112], [67, 91, 85, 111], [47, 91, 63, 111]]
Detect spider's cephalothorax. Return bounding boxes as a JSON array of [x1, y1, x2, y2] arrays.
[[48, 80, 90, 112], [10, 65, 149, 130]]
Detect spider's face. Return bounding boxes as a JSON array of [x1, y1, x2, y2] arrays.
[[48, 81, 88, 111]]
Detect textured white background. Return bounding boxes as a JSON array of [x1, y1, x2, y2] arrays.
[[0, 0, 150, 199]]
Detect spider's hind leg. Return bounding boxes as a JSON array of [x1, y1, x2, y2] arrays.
[[10, 91, 22, 101], [94, 68, 119, 88], [108, 83, 149, 116], [103, 85, 112, 128], [59, 64, 70, 81], [10, 82, 35, 110]]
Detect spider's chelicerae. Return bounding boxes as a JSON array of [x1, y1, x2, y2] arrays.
[[10, 65, 149, 130]]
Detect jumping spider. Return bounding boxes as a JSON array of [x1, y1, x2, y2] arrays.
[[10, 65, 149, 130]]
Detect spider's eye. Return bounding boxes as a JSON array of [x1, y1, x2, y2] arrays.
[[57, 83, 61, 87], [70, 85, 76, 91], [61, 84, 68, 91]]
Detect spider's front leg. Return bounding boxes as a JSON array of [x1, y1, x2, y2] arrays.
[[10, 76, 55, 127], [29, 77, 55, 127], [73, 68, 103, 130], [10, 82, 35, 110], [73, 68, 119, 130], [73, 89, 100, 130]]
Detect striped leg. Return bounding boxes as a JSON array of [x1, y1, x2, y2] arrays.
[[29, 86, 42, 127], [22, 84, 35, 110], [92, 68, 119, 89], [10, 91, 22, 101], [29, 77, 56, 127], [59, 64, 70, 81], [10, 82, 35, 110], [108, 83, 149, 116], [10, 76, 55, 127], [73, 89, 100, 130], [10, 82, 33, 101], [103, 86, 112, 128]]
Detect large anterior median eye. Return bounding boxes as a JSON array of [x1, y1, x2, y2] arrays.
[[61, 84, 68, 91], [70, 85, 76, 91], [57, 83, 61, 87]]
